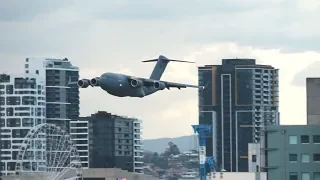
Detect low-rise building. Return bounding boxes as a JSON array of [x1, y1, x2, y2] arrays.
[[2, 168, 158, 180], [266, 125, 320, 180], [80, 111, 143, 173], [210, 172, 267, 180]]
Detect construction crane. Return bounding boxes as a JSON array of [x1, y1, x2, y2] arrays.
[[206, 156, 216, 172], [192, 125, 214, 180]]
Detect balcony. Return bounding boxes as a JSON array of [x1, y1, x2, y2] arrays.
[[134, 140, 143, 146], [134, 124, 142, 129], [134, 147, 144, 152], [134, 129, 142, 134], [134, 163, 144, 168], [134, 157, 143, 162], [134, 135, 141, 140], [134, 152, 143, 157]]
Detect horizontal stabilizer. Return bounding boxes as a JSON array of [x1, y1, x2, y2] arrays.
[[142, 59, 194, 63], [142, 59, 158, 62], [142, 55, 194, 63]]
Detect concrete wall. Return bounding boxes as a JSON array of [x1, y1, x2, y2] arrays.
[[307, 78, 320, 125], [248, 143, 258, 172], [2, 168, 158, 180], [210, 172, 267, 180]]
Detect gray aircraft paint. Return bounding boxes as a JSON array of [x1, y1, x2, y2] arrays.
[[74, 55, 204, 98], [149, 55, 169, 80]]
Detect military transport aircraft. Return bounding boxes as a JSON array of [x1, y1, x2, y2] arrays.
[[71, 55, 204, 98]]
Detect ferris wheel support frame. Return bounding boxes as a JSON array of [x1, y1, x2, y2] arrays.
[[14, 123, 83, 180]]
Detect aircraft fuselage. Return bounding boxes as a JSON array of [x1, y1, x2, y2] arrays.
[[94, 73, 159, 97]]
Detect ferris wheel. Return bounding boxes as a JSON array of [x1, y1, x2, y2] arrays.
[[15, 123, 83, 180]]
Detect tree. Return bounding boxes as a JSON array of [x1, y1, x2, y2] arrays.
[[143, 151, 153, 163], [163, 142, 180, 157], [151, 152, 159, 163]]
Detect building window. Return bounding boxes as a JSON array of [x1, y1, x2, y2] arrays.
[[252, 155, 257, 162], [289, 154, 298, 162], [289, 136, 298, 144], [313, 135, 320, 144], [36, 70, 39, 74], [289, 172, 298, 180], [301, 154, 310, 163], [301, 135, 309, 144], [313, 154, 320, 162], [301, 172, 310, 180], [314, 172, 320, 180]]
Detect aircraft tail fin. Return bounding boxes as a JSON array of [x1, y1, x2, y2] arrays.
[[142, 55, 194, 80]]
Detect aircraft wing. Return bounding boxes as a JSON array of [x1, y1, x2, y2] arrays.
[[160, 81, 205, 90]]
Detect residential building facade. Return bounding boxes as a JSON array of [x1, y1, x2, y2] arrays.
[[266, 125, 320, 180], [198, 59, 279, 172], [24, 58, 88, 168], [306, 78, 320, 125], [70, 120, 89, 168], [0, 74, 46, 176], [25, 58, 79, 132], [132, 119, 144, 173], [84, 111, 143, 173]]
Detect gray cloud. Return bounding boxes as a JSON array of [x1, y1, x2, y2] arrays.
[[0, 0, 74, 21], [90, 0, 270, 21], [1, 0, 320, 138], [0, 0, 319, 58]]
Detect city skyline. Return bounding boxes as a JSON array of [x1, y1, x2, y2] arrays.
[[1, 0, 320, 139]]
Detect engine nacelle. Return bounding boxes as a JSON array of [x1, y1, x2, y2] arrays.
[[77, 79, 90, 88], [90, 77, 100, 86], [153, 81, 166, 90], [130, 79, 144, 87]]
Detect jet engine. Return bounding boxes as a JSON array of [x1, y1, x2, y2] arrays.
[[130, 79, 143, 87], [90, 78, 100, 86], [153, 81, 166, 90], [77, 79, 90, 88]]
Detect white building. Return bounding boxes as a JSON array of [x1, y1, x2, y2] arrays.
[[133, 119, 143, 174], [24, 58, 89, 168], [0, 73, 46, 176], [70, 120, 89, 168]]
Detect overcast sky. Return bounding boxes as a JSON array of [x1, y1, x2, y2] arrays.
[[1, 0, 320, 139]]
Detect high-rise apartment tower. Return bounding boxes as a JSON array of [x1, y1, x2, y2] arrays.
[[25, 58, 79, 131], [198, 59, 279, 172], [24, 58, 88, 168]]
